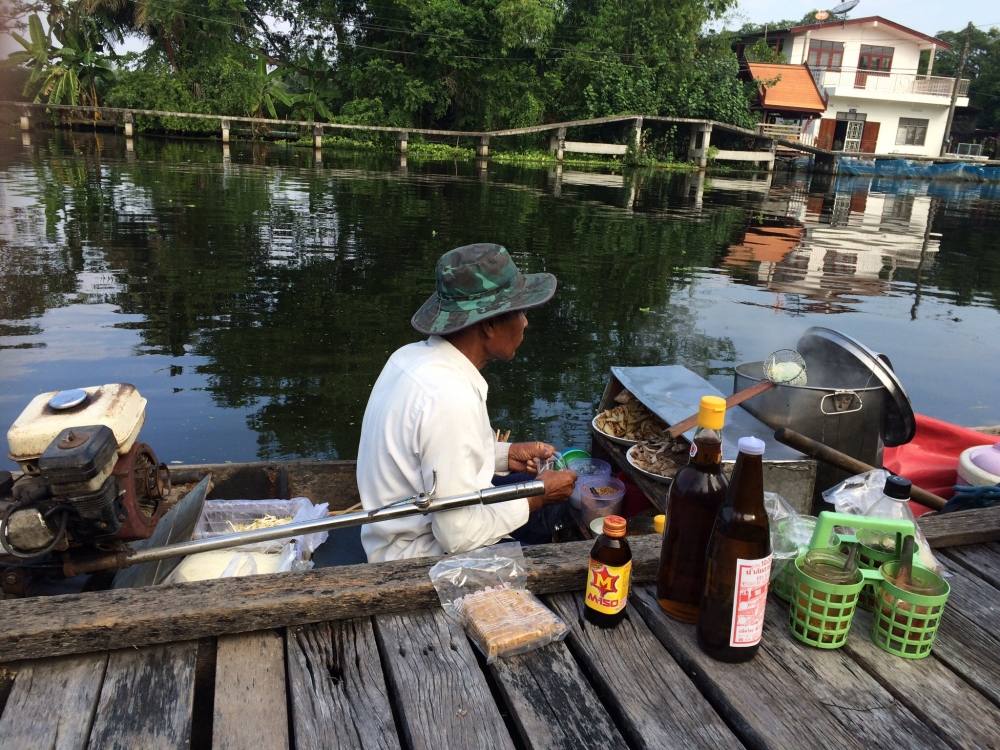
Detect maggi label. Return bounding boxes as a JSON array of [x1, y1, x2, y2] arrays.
[[584, 559, 632, 615]]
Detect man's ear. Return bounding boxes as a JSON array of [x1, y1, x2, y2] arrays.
[[479, 318, 497, 339]]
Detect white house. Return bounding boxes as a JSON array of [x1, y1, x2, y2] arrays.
[[740, 16, 970, 157]]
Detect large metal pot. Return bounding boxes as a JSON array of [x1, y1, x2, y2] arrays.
[[735, 328, 915, 508]]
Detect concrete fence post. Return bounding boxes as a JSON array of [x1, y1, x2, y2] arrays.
[[123, 111, 134, 138], [313, 125, 323, 149], [477, 135, 490, 158], [556, 127, 567, 162], [698, 123, 712, 169], [221, 119, 230, 143], [19, 111, 30, 131], [398, 131, 409, 154], [631, 117, 643, 153]]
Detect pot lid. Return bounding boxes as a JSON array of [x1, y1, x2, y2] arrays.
[[797, 327, 916, 446]]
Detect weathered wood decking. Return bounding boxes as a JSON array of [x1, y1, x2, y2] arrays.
[[1, 541, 998, 749]]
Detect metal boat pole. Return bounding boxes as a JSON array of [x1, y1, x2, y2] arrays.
[[121, 480, 545, 568]]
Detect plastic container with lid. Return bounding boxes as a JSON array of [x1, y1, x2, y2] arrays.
[[568, 458, 612, 509], [7, 384, 147, 468], [958, 442, 1000, 487], [575, 476, 626, 526]]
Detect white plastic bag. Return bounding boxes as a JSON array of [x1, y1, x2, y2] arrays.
[[166, 542, 305, 583], [428, 542, 568, 663], [822, 470, 943, 573]]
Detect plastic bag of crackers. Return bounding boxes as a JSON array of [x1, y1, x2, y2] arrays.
[[429, 542, 569, 663]]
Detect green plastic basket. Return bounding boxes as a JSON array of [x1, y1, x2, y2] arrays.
[[871, 560, 950, 660], [788, 512, 918, 652], [788, 553, 865, 649]]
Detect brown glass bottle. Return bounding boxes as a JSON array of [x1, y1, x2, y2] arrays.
[[584, 515, 632, 628], [657, 395, 728, 623], [697, 436, 772, 662]]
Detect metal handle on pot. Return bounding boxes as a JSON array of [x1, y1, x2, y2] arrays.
[[820, 390, 863, 415]]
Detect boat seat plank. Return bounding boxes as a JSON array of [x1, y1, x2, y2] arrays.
[[86, 642, 199, 750], [213, 630, 289, 750], [374, 609, 515, 750], [843, 609, 1000, 749], [546, 592, 743, 749], [286, 619, 400, 750], [631, 587, 946, 750], [0, 654, 108, 750], [941, 542, 1000, 590], [487, 638, 628, 750], [916, 506, 1000, 548]]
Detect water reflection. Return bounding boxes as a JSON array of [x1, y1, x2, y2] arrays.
[[1, 132, 999, 467]]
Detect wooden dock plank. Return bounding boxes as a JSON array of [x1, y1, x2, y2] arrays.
[[87, 642, 199, 750], [547, 592, 742, 749], [213, 631, 289, 750], [632, 588, 946, 750], [0, 536, 662, 663], [488, 639, 628, 750], [286, 619, 400, 750], [941, 542, 1000, 590], [843, 610, 1000, 750], [917, 559, 1000, 706], [935, 553, 1000, 633], [374, 609, 515, 750], [0, 654, 108, 750]]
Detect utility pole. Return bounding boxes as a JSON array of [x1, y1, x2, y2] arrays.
[[941, 22, 973, 156]]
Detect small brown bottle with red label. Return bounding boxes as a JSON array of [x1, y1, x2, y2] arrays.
[[584, 515, 632, 628]]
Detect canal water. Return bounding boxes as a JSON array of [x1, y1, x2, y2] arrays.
[[2, 132, 999, 469]]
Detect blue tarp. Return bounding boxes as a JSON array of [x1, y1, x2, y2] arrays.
[[833, 157, 999, 182]]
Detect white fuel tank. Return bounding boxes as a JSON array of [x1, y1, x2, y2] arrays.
[[7, 384, 147, 469]]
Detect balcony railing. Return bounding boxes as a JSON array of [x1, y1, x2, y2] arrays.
[[818, 70, 970, 98], [756, 123, 816, 147]]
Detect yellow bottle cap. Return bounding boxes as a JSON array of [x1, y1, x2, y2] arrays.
[[653, 514, 666, 535], [697, 395, 726, 431]]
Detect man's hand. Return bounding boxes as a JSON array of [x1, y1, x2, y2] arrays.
[[527, 469, 576, 512], [508, 441, 557, 474]]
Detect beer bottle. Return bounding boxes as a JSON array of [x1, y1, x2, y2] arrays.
[[583, 515, 632, 628], [657, 395, 728, 622], [697, 436, 772, 662]]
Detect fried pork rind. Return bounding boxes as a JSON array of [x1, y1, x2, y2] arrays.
[[594, 390, 668, 442], [629, 438, 689, 478]]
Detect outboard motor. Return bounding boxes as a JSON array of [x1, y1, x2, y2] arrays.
[[1, 385, 169, 569]]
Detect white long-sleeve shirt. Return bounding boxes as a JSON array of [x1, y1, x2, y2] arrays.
[[356, 336, 529, 562]]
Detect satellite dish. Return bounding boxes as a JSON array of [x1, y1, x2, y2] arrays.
[[829, 0, 860, 15]]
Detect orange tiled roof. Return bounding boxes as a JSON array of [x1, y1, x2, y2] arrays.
[[746, 62, 826, 113]]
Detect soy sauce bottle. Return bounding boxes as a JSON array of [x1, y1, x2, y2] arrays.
[[583, 515, 632, 628], [697, 436, 772, 662], [657, 395, 729, 622]]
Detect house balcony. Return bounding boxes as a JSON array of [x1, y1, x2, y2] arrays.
[[816, 70, 970, 106]]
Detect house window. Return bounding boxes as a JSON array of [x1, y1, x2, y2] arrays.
[[896, 118, 928, 146], [807, 39, 844, 70], [858, 45, 894, 73]]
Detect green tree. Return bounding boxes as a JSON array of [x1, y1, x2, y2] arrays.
[[933, 25, 1000, 133]]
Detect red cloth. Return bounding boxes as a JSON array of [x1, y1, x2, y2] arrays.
[[884, 414, 995, 514]]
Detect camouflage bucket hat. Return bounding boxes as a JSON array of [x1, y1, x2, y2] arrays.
[[411, 243, 557, 335]]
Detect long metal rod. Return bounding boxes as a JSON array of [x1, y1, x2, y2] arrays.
[[124, 480, 545, 566]]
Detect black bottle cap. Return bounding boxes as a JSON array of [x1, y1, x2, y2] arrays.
[[884, 475, 912, 500]]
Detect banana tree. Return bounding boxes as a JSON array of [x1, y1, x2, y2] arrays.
[[254, 56, 294, 119]]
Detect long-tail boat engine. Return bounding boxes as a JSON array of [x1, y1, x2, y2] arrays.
[[1, 384, 169, 594]]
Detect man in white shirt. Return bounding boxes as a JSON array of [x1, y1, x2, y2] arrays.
[[357, 243, 576, 562]]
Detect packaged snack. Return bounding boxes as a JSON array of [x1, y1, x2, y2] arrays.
[[428, 542, 568, 663]]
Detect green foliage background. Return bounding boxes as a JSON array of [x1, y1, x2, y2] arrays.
[[5, 0, 759, 135]]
